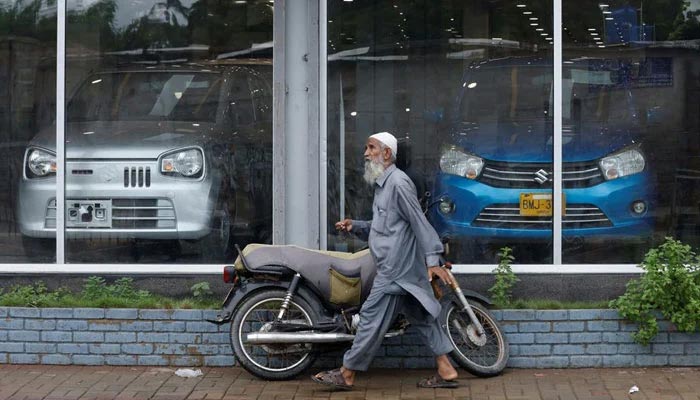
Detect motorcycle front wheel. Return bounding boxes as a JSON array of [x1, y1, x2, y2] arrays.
[[230, 289, 319, 380], [443, 300, 509, 377]]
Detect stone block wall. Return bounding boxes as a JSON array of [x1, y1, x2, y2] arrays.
[[1, 307, 700, 368]]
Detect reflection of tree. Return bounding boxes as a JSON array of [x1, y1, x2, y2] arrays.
[[68, 0, 117, 50], [0, 0, 56, 40], [669, 5, 700, 40], [642, 0, 686, 40], [119, 2, 189, 51], [188, 0, 272, 57]]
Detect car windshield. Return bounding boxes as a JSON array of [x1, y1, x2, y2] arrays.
[[459, 63, 635, 126], [68, 71, 223, 123]]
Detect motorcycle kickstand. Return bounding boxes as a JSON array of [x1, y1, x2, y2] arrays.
[[277, 273, 301, 321]]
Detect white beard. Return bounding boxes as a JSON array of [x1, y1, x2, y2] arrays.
[[363, 158, 385, 185]]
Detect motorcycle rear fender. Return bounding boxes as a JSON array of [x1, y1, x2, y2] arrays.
[[209, 279, 326, 325]]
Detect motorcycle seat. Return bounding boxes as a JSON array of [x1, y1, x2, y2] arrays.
[[234, 244, 376, 302]]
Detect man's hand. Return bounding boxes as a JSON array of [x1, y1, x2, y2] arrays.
[[335, 219, 353, 232], [428, 266, 454, 286]]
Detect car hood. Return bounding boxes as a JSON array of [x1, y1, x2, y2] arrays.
[[29, 121, 221, 159], [451, 121, 641, 162]]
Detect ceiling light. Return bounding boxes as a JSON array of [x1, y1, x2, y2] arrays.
[[516, 4, 526, 7], [599, 3, 609, 7], [598, 45, 606, 48], [529, 17, 538, 20], [602, 10, 612, 14], [588, 28, 597, 31], [523, 11, 532, 15], [605, 17, 613, 20], [541, 33, 548, 36], [536, 28, 544, 31], [530, 23, 538, 26]]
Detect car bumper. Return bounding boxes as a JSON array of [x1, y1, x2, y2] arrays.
[[17, 160, 219, 240], [428, 172, 655, 240]]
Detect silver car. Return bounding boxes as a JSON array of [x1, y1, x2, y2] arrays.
[[18, 64, 273, 255]]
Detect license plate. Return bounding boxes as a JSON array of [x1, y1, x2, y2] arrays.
[[66, 200, 112, 228], [519, 193, 565, 217]]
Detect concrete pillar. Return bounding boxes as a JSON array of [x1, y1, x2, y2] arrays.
[[272, 0, 321, 248]]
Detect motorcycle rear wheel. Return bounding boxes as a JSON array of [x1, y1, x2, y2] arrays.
[[230, 289, 319, 380], [443, 300, 509, 377]]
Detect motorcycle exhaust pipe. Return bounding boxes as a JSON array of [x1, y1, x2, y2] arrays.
[[245, 332, 356, 344]]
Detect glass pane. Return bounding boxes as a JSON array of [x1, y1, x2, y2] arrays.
[[62, 0, 273, 263], [562, 0, 697, 263], [326, 0, 554, 264], [1, 0, 57, 263]]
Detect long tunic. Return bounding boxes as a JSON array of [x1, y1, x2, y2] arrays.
[[351, 164, 445, 318]]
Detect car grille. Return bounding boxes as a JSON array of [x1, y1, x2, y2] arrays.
[[45, 198, 176, 229], [124, 167, 151, 188], [45, 199, 57, 229], [472, 203, 612, 229], [479, 160, 604, 189], [112, 198, 175, 229]]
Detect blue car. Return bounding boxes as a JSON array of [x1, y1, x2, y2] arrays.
[[428, 57, 655, 260]]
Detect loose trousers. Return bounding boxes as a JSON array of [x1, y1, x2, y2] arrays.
[[342, 284, 454, 371]]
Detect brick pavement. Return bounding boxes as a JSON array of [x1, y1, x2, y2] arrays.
[[1, 365, 700, 400]]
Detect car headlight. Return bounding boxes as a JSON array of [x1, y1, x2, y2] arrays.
[[161, 148, 204, 178], [599, 146, 645, 180], [26, 148, 56, 178], [439, 147, 483, 179]]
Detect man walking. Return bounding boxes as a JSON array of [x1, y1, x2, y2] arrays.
[[312, 132, 459, 390]]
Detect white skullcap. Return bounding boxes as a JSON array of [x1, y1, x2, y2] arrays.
[[369, 131, 398, 158]]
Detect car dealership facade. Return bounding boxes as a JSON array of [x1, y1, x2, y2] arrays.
[[2, 0, 700, 287]]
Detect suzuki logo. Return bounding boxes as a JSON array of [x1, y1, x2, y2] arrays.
[[534, 169, 549, 185]]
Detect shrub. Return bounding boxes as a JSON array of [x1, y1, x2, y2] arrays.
[[0, 282, 69, 307], [610, 237, 700, 345], [488, 246, 519, 308]]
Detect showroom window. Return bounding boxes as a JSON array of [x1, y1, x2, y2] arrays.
[[326, 0, 555, 264], [326, 0, 700, 268], [1, 0, 57, 263], [2, 0, 273, 266]]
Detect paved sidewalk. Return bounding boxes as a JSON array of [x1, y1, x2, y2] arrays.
[[1, 365, 700, 400]]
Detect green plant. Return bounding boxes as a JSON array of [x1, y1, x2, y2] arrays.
[[488, 246, 519, 308], [191, 282, 213, 299], [610, 237, 700, 345], [0, 281, 69, 307]]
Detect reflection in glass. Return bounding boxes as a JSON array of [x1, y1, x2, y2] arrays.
[[562, 0, 700, 263], [14, 0, 273, 264], [326, 0, 554, 264], [1, 0, 57, 262]]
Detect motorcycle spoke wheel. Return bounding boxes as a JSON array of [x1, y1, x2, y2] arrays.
[[445, 301, 508, 377], [236, 296, 314, 374]]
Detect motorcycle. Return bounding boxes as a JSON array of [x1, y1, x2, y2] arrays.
[[207, 243, 509, 381]]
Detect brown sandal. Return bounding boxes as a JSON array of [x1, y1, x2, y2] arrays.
[[311, 368, 354, 391], [417, 375, 459, 389]]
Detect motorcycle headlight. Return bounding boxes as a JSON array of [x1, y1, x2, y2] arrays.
[[440, 147, 483, 179], [599, 146, 645, 180], [26, 148, 57, 178], [161, 148, 204, 178]]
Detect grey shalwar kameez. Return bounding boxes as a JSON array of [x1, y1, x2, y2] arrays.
[[343, 164, 454, 371]]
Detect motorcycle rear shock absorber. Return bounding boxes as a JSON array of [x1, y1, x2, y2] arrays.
[[276, 272, 301, 321]]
